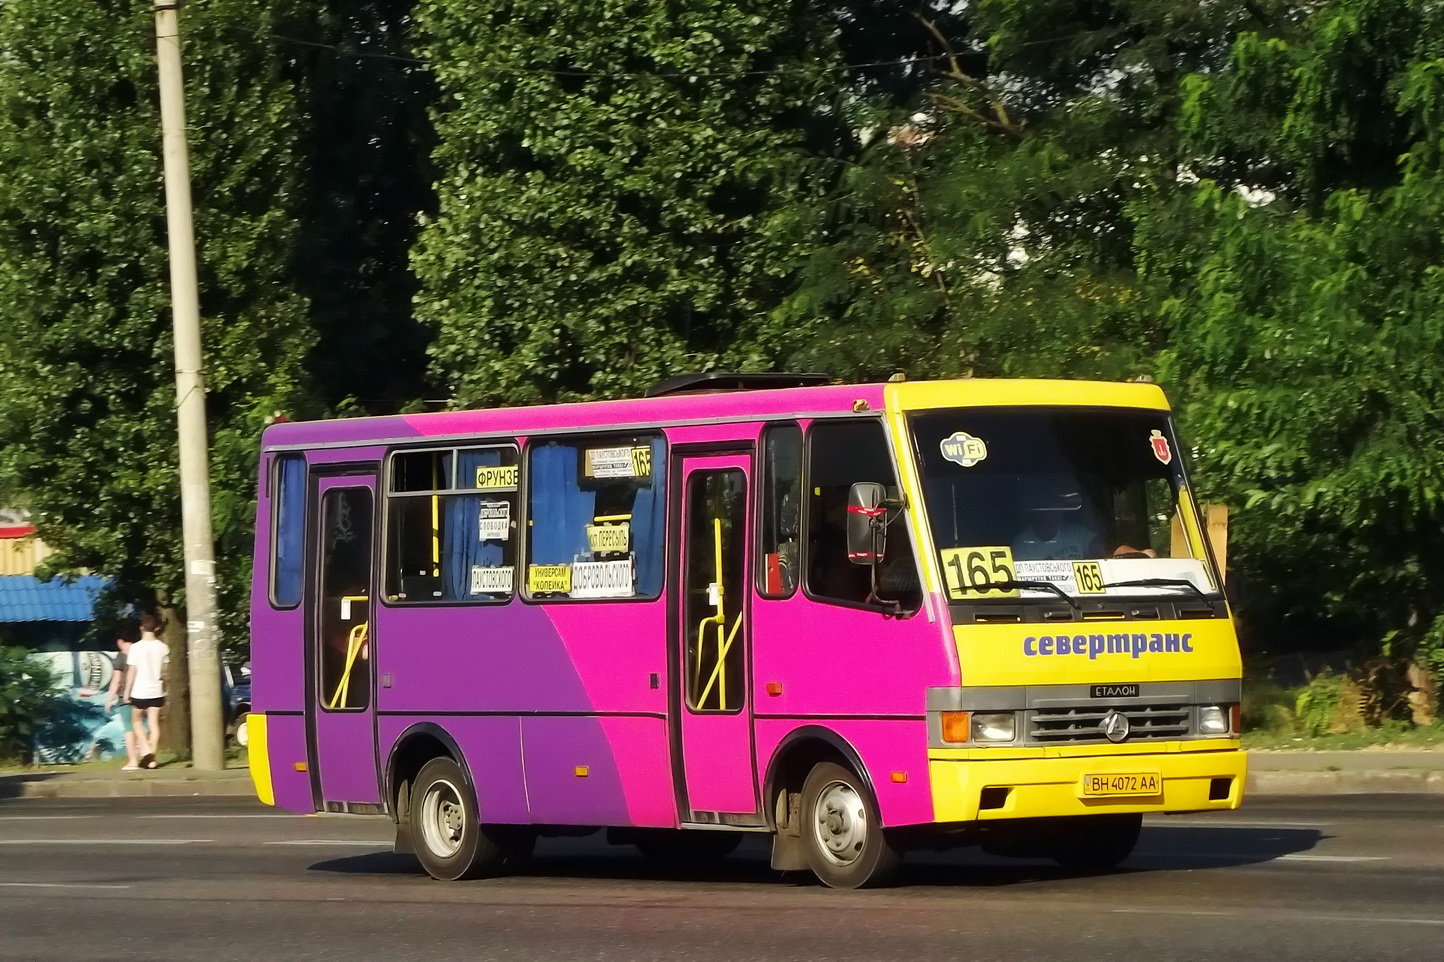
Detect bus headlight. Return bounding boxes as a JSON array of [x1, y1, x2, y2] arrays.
[[972, 713, 1017, 743], [1198, 705, 1229, 735]]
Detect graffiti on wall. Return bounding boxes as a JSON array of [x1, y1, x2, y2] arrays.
[[29, 650, 132, 763]]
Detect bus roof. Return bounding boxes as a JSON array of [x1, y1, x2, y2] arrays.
[[259, 377, 1169, 451]]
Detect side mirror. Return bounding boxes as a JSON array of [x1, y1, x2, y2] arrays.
[[847, 482, 888, 565]]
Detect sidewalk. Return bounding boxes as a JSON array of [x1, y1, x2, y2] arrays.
[[4, 749, 1443, 801], [1248, 749, 1444, 795], [0, 764, 254, 800]]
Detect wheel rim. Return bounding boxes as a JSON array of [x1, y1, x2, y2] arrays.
[[418, 778, 467, 859], [812, 779, 868, 867], [235, 718, 248, 747]]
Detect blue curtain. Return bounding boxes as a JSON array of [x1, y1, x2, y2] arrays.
[[443, 449, 508, 600], [629, 437, 667, 597], [528, 444, 595, 568], [273, 455, 306, 606]]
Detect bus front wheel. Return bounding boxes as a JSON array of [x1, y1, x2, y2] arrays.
[[411, 756, 505, 881], [800, 762, 902, 889]]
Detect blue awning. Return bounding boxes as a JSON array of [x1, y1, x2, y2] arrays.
[[0, 575, 106, 623]]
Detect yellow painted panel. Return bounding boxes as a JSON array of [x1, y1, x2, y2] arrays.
[[247, 713, 274, 807], [885, 378, 1171, 414], [929, 749, 1247, 823], [954, 618, 1242, 688]]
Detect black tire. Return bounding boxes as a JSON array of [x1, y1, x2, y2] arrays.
[[633, 829, 742, 866], [410, 756, 506, 881], [800, 761, 902, 889], [1049, 813, 1143, 872]]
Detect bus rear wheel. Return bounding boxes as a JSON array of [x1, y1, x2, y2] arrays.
[[1049, 813, 1142, 872], [800, 762, 901, 889], [411, 756, 506, 881]]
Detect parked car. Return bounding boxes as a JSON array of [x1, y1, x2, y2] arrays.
[[223, 662, 251, 747]]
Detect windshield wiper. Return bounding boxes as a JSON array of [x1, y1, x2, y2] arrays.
[[1105, 578, 1211, 604], [952, 579, 1081, 610]]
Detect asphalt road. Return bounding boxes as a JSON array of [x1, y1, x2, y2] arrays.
[[1, 795, 1442, 962]]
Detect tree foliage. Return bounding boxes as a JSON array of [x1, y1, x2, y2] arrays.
[[0, 0, 313, 645], [412, 0, 859, 405]]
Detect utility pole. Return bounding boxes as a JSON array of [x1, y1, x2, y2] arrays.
[[154, 0, 224, 770]]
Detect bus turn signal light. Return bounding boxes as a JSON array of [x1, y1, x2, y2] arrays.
[[940, 711, 971, 744]]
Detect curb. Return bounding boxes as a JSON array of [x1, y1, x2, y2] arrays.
[[4, 774, 254, 800], [1248, 769, 1444, 795]]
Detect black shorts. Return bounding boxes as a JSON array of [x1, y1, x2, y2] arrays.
[[130, 696, 165, 710]]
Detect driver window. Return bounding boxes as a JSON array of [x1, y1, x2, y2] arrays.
[[805, 420, 921, 610]]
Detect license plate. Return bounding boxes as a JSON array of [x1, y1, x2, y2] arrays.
[[1080, 771, 1162, 797]]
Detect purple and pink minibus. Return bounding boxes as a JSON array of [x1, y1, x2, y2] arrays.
[[248, 373, 1246, 888]]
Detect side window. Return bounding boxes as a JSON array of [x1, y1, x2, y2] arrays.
[[758, 423, 802, 598], [526, 435, 666, 600], [805, 420, 921, 610], [383, 445, 519, 603], [271, 454, 305, 608]]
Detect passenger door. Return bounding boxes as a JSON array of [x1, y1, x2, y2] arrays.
[[306, 473, 381, 810], [674, 453, 759, 819]]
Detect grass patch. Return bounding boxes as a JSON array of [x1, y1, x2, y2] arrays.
[[1242, 720, 1444, 750]]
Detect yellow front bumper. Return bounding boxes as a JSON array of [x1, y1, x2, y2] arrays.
[[929, 745, 1247, 822]]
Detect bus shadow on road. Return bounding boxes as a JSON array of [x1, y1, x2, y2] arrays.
[[307, 825, 1325, 887], [904, 824, 1326, 887]]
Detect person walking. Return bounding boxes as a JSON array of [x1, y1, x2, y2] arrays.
[[125, 613, 169, 770], [102, 630, 141, 771]]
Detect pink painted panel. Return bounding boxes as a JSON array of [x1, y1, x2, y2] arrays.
[[541, 603, 670, 715], [754, 718, 936, 828], [395, 384, 886, 440], [751, 596, 955, 717], [599, 715, 677, 827]]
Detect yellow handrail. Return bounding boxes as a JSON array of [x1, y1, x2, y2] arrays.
[[327, 622, 368, 710], [692, 516, 744, 711]]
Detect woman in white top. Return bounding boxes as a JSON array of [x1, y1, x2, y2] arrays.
[[124, 613, 169, 769]]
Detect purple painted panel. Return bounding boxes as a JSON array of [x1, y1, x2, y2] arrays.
[[377, 715, 530, 824], [265, 713, 314, 814], [306, 445, 388, 466], [315, 711, 380, 803], [521, 716, 631, 825], [751, 595, 955, 716], [754, 718, 935, 828]]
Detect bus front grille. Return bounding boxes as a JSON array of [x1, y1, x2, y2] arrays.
[[1027, 704, 1192, 743]]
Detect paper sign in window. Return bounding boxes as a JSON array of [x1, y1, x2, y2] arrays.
[[570, 559, 634, 598], [469, 565, 514, 594], [584, 446, 651, 479], [474, 464, 518, 490], [586, 522, 630, 554], [478, 501, 511, 541], [527, 564, 573, 595]]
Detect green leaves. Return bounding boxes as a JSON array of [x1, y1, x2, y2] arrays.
[[412, 0, 852, 405]]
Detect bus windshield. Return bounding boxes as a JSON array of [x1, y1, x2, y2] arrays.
[[910, 407, 1220, 601]]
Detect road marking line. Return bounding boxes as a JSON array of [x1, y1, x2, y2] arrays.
[[0, 839, 210, 845], [0, 816, 96, 821], [265, 839, 385, 846], [1133, 851, 1389, 863], [0, 882, 133, 890], [1112, 908, 1444, 927], [136, 814, 295, 820], [1150, 820, 1330, 829]]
